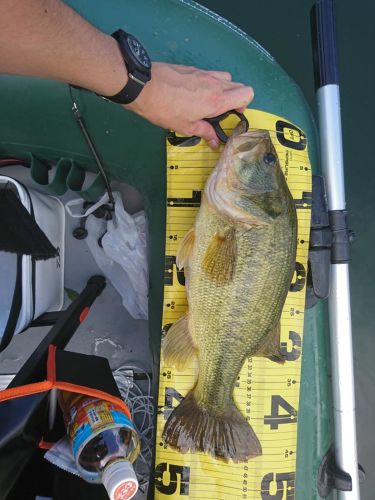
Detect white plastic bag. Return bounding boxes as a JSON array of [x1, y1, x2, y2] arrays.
[[44, 435, 79, 478], [84, 192, 148, 319]]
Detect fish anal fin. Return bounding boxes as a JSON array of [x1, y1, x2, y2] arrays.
[[176, 227, 195, 270], [162, 392, 262, 462], [162, 313, 197, 371], [202, 227, 237, 283], [256, 322, 286, 364]]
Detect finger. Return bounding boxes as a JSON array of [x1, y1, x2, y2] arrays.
[[174, 64, 206, 75], [176, 67, 232, 81], [219, 86, 254, 114], [221, 81, 245, 89], [236, 106, 247, 113], [187, 120, 220, 149], [207, 70, 232, 81]]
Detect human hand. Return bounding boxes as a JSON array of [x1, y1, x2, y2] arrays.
[[125, 62, 254, 148]]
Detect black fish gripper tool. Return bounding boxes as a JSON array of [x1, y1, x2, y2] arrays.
[[167, 110, 249, 146], [203, 110, 249, 143]]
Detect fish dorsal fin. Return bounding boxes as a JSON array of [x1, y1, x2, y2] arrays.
[[162, 313, 198, 371], [255, 322, 286, 364], [202, 227, 237, 283], [176, 227, 195, 270]]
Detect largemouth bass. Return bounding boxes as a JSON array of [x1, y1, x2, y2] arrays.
[[162, 129, 297, 462]]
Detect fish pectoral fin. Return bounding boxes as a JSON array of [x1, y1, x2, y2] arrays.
[[255, 322, 286, 364], [176, 227, 195, 270], [202, 227, 237, 283], [162, 313, 197, 371]]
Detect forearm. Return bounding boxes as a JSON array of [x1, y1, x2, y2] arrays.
[[0, 0, 254, 146], [0, 0, 127, 95]]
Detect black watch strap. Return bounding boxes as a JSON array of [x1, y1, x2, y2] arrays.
[[103, 75, 145, 104], [99, 30, 151, 105]]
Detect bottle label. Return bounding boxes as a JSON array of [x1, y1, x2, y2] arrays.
[[60, 394, 136, 459]]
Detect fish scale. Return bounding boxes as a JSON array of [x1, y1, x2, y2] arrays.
[[191, 198, 296, 410]]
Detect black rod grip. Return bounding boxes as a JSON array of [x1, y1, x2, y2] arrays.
[[8, 275, 106, 387], [311, 0, 339, 90]]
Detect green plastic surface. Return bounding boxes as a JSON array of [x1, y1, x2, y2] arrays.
[[0, 1, 332, 497]]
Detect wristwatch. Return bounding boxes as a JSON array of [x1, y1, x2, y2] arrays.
[[101, 29, 152, 104]]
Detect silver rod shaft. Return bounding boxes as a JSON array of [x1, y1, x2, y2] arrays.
[[329, 265, 359, 499], [317, 85, 346, 210], [317, 84, 360, 499]]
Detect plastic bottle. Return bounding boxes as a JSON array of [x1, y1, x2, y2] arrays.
[[59, 392, 141, 500]]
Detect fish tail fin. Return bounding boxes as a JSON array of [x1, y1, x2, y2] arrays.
[[162, 391, 262, 462]]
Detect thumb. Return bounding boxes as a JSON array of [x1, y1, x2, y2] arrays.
[[189, 120, 220, 149]]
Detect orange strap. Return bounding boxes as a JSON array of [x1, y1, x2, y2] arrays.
[[54, 382, 130, 419], [39, 438, 55, 450], [0, 344, 131, 418], [47, 344, 57, 384], [0, 381, 52, 402]]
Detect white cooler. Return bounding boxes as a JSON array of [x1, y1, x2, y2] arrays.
[[0, 176, 65, 350]]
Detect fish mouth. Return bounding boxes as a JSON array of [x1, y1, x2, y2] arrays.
[[232, 129, 270, 153]]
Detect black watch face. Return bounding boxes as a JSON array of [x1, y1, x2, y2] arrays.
[[127, 35, 151, 69]]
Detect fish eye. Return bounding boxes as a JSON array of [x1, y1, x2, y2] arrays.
[[263, 152, 276, 165]]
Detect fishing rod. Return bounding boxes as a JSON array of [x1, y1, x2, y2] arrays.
[[311, 0, 360, 498]]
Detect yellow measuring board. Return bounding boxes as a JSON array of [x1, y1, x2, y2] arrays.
[[154, 109, 312, 499]]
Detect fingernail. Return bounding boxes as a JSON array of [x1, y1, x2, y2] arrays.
[[209, 139, 219, 149]]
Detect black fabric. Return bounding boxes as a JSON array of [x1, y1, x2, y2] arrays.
[[0, 277, 108, 497], [0, 185, 58, 259], [0, 348, 123, 498], [0, 254, 23, 352], [0, 392, 49, 498], [55, 350, 122, 399], [53, 468, 109, 500], [6, 451, 109, 500], [6, 449, 55, 500]]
